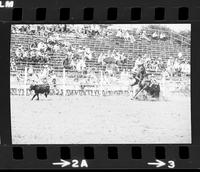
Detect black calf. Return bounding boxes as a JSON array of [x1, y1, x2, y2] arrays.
[[30, 84, 50, 100]]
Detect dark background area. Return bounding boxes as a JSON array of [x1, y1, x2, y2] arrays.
[[0, 0, 199, 169]]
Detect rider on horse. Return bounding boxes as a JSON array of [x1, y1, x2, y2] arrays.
[[130, 61, 146, 88], [130, 61, 160, 99], [129, 60, 148, 99]]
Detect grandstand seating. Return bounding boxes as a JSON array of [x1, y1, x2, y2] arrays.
[[10, 29, 190, 75]]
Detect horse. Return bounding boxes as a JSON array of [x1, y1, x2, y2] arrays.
[[30, 84, 50, 100], [133, 77, 160, 100]]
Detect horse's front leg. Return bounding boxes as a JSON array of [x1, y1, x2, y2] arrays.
[[130, 79, 138, 97], [133, 87, 142, 98], [133, 85, 147, 99]]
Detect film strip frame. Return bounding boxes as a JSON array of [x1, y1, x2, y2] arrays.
[[0, 145, 199, 169], [0, 0, 198, 22], [0, 0, 200, 169]]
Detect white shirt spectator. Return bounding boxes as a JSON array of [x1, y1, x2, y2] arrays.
[[141, 31, 150, 41], [124, 31, 130, 40], [42, 68, 48, 78], [135, 58, 142, 67], [167, 57, 173, 67], [98, 53, 104, 63], [136, 28, 141, 34], [182, 63, 190, 74], [30, 50, 36, 57], [152, 32, 158, 38], [51, 73, 56, 80], [29, 25, 37, 32], [120, 54, 127, 61], [36, 51, 43, 57], [47, 36, 55, 43], [53, 44, 60, 52], [174, 59, 180, 69], [94, 25, 100, 31], [160, 33, 166, 39], [130, 35, 136, 43], [178, 52, 183, 58], [70, 59, 76, 69], [22, 50, 29, 58], [116, 30, 122, 38], [76, 59, 86, 72], [28, 66, 33, 75], [85, 51, 92, 60], [114, 52, 120, 61], [15, 48, 22, 58], [39, 42, 47, 50]]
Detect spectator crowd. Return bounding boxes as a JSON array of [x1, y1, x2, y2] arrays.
[[11, 24, 190, 86]]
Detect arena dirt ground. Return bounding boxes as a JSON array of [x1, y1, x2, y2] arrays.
[[11, 94, 191, 144]]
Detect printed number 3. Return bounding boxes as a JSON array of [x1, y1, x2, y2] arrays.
[[168, 160, 175, 168]]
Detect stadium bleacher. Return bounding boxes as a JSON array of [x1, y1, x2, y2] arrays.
[[10, 26, 190, 77]]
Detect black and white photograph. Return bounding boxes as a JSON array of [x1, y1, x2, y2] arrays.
[[10, 24, 191, 144]]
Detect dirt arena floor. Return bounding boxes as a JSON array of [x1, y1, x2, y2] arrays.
[[11, 94, 191, 144]]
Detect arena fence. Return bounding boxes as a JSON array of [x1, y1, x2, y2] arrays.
[[10, 67, 190, 97]]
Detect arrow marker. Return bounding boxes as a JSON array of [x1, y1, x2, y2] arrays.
[[52, 159, 71, 168], [147, 159, 166, 168]]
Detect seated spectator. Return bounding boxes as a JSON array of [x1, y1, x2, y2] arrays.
[[167, 56, 173, 65], [29, 25, 37, 34], [63, 56, 72, 70], [41, 65, 49, 80], [178, 52, 183, 58], [10, 59, 17, 71], [113, 51, 120, 62], [98, 52, 106, 65], [124, 31, 130, 41], [141, 31, 151, 41], [134, 56, 143, 67], [16, 70, 23, 83], [37, 42, 47, 51], [143, 54, 151, 64], [22, 48, 29, 58], [84, 48, 93, 60], [15, 47, 23, 59], [152, 32, 159, 39], [174, 58, 181, 75], [70, 59, 76, 70], [116, 29, 122, 38], [76, 58, 86, 72], [129, 35, 136, 43], [106, 64, 114, 76], [30, 42, 38, 50], [160, 33, 167, 40], [28, 65, 34, 77], [53, 44, 60, 52], [120, 53, 127, 64]]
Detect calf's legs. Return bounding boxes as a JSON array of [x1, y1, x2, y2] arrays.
[[31, 94, 36, 100], [44, 93, 48, 98], [36, 94, 39, 100]]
